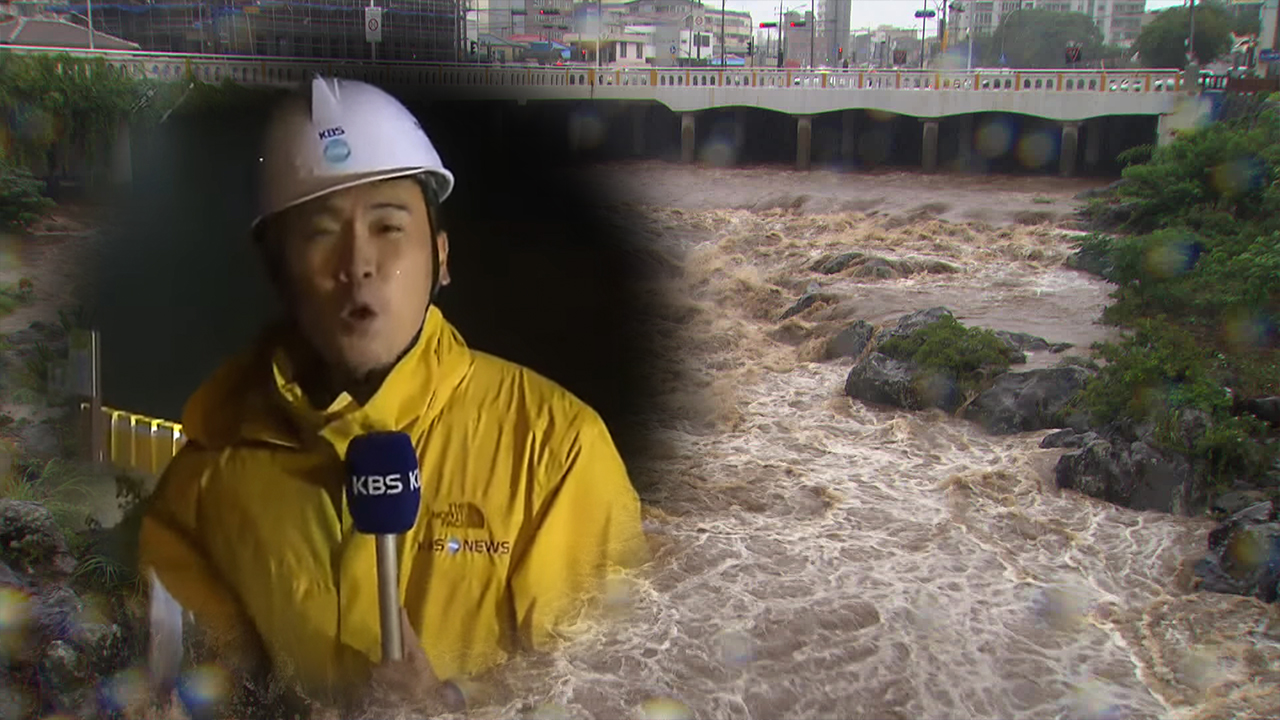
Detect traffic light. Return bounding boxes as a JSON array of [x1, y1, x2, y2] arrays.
[[581, 49, 587, 59], [790, 21, 805, 27], [538, 8, 559, 14], [759, 21, 777, 28], [747, 39, 754, 54], [837, 46, 843, 60], [470, 40, 477, 55]]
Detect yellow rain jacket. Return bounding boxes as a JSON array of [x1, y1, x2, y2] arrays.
[[136, 305, 649, 700]]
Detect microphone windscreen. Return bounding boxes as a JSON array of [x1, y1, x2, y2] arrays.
[[344, 431, 422, 535]]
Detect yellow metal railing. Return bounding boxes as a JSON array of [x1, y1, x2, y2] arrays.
[[82, 403, 186, 477]]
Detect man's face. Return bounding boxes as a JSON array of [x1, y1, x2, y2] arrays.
[[277, 177, 448, 381]]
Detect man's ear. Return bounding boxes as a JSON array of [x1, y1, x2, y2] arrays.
[[436, 231, 451, 287]]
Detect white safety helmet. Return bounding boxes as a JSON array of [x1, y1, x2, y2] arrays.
[[252, 75, 455, 230]]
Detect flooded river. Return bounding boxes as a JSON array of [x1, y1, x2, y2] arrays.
[[392, 162, 1279, 720]]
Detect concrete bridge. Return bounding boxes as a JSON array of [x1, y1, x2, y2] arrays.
[[4, 45, 1209, 175]]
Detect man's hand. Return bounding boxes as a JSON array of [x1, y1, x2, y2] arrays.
[[368, 608, 440, 703]]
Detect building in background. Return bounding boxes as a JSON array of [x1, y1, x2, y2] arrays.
[[780, 8, 811, 65], [703, 5, 751, 55], [850, 25, 919, 67], [963, 0, 1147, 47], [1, 1, 140, 48], [14, 0, 463, 60], [815, 0, 848, 65]]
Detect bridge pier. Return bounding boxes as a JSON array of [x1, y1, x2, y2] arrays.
[[956, 114, 974, 172], [633, 103, 646, 156], [796, 115, 812, 171], [1084, 118, 1102, 171], [841, 110, 858, 164], [681, 113, 696, 164], [735, 109, 747, 151], [1060, 122, 1080, 178], [920, 119, 939, 173]]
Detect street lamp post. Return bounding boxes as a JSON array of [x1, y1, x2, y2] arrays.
[[914, 1, 936, 69], [86, 0, 94, 50], [998, 0, 1025, 65]]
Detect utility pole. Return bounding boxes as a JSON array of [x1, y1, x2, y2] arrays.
[[939, 0, 947, 53], [597, 0, 602, 69], [721, 0, 726, 67], [920, 0, 926, 68], [809, 0, 814, 67], [778, 0, 785, 67], [967, 2, 974, 70], [1188, 0, 1197, 65], [86, 0, 94, 50]]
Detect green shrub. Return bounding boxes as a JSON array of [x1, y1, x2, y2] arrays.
[[878, 316, 1021, 396], [1116, 109, 1280, 234], [1081, 321, 1276, 484], [0, 160, 54, 231], [1116, 144, 1153, 167]]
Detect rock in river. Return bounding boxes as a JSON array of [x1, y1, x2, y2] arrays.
[[963, 366, 1094, 435]]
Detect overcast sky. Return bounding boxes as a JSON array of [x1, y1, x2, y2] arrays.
[[717, 0, 1188, 31]]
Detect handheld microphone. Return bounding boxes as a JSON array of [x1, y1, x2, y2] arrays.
[[345, 431, 422, 662]]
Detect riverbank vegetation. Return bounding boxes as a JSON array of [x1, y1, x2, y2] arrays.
[[1, 52, 280, 220], [1077, 98, 1280, 487]]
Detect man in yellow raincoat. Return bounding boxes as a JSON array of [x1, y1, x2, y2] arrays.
[[136, 76, 649, 711]]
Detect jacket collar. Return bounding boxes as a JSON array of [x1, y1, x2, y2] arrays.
[[181, 305, 473, 456]]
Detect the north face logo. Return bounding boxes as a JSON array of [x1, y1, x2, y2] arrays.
[[429, 502, 486, 530]]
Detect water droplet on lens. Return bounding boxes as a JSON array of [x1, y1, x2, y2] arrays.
[[714, 629, 755, 666], [637, 697, 694, 720]]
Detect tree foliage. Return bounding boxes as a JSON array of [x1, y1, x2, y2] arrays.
[[0, 52, 148, 171], [1080, 102, 1280, 483], [1134, 2, 1234, 69], [980, 9, 1112, 68]]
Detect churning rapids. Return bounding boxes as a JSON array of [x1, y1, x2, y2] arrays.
[[363, 162, 1280, 720]]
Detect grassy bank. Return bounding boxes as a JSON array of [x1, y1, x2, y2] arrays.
[[1077, 96, 1280, 489]]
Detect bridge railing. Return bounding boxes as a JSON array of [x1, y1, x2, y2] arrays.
[[81, 402, 185, 478], [2, 44, 1186, 95]]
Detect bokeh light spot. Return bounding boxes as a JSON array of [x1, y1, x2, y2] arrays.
[[1034, 584, 1091, 632], [1142, 234, 1202, 279], [975, 119, 1014, 158], [569, 108, 607, 151], [699, 137, 737, 168], [1209, 156, 1266, 197], [177, 663, 232, 717], [1223, 309, 1276, 351], [1015, 130, 1056, 169], [637, 697, 694, 720], [99, 667, 150, 714], [1065, 679, 1127, 720], [713, 629, 755, 666]]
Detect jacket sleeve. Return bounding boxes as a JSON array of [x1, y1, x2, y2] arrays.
[[507, 410, 649, 652], [137, 444, 267, 675]]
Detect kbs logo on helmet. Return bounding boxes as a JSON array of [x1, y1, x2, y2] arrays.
[[349, 468, 422, 496], [322, 137, 351, 165]]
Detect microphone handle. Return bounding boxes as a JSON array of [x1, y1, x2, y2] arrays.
[[375, 533, 403, 661]]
